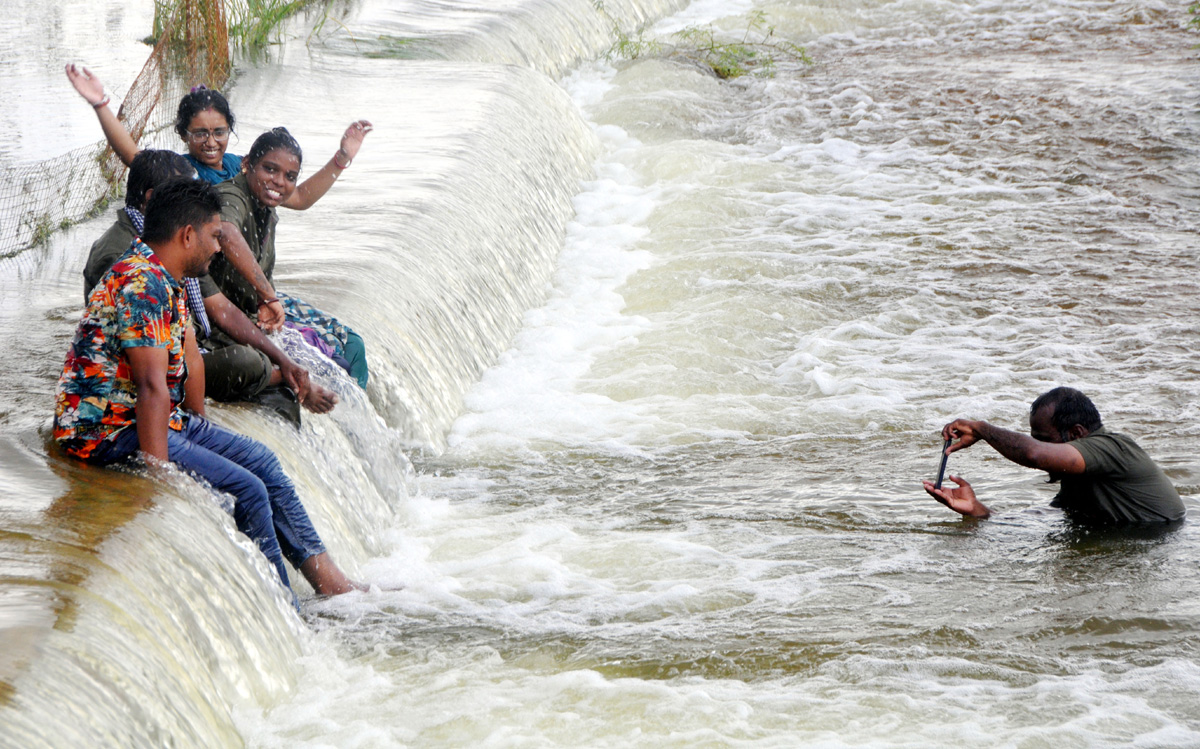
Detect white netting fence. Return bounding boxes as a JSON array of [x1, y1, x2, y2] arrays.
[[0, 0, 230, 259]]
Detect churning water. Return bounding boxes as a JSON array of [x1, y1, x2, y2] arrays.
[[3, 0, 1200, 746]]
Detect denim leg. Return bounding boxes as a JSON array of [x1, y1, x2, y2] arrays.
[[88, 426, 142, 465], [85, 419, 327, 602], [180, 417, 326, 570], [163, 423, 294, 590]]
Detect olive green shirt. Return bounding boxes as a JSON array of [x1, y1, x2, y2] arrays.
[[200, 172, 277, 318], [82, 209, 137, 303], [1051, 428, 1185, 525]]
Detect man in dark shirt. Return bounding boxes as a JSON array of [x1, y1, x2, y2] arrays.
[[923, 387, 1185, 525]]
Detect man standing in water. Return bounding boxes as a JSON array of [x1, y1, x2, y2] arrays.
[[923, 387, 1185, 525], [56, 178, 358, 602]]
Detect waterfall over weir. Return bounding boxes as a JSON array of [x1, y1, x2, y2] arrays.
[[0, 1, 684, 745], [10, 0, 1200, 744]]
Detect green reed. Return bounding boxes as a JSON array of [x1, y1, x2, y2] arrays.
[[597, 5, 811, 79]]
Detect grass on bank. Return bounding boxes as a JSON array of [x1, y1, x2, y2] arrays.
[[598, 5, 811, 79]]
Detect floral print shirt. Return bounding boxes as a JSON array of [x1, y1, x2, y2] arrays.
[[54, 240, 190, 459]]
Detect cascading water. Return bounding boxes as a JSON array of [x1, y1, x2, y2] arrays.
[[3, 0, 1200, 746]]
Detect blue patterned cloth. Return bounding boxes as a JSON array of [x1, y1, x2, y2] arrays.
[[279, 292, 351, 357], [186, 152, 244, 186]]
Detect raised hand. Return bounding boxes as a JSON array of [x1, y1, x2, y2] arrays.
[[337, 120, 373, 162], [66, 63, 106, 106]]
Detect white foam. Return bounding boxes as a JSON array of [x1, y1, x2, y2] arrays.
[[650, 0, 760, 35], [447, 69, 659, 455], [242, 0, 1200, 746]]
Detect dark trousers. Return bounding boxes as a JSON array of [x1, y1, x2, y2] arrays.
[[201, 340, 273, 402]]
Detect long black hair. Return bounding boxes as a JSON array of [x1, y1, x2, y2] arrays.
[[173, 86, 236, 139], [244, 126, 303, 168]]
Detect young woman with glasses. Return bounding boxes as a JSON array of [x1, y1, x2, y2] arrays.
[[65, 63, 371, 209], [66, 64, 373, 388]]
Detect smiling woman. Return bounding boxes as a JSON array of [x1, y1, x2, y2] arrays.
[[175, 87, 239, 182], [202, 127, 371, 390], [65, 65, 372, 208]]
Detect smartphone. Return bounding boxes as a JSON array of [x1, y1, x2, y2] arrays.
[[934, 438, 952, 489]]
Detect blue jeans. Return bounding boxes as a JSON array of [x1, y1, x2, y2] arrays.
[[91, 415, 326, 597]]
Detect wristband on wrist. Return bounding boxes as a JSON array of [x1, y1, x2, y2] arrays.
[[258, 298, 279, 307], [92, 94, 111, 110], [333, 150, 351, 170]]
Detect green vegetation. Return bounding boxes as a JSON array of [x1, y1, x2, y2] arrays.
[[225, 0, 363, 51], [151, 0, 339, 54], [27, 214, 55, 248], [227, 0, 316, 49], [598, 6, 811, 79]]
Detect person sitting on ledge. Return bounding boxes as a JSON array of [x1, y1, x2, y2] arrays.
[[66, 63, 372, 376], [923, 387, 1186, 526], [201, 127, 369, 388], [65, 63, 370, 202], [56, 177, 360, 604], [82, 149, 338, 425]]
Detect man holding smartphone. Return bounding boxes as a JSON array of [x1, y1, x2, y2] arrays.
[[923, 387, 1185, 525]]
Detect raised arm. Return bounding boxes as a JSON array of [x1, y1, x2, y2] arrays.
[[282, 120, 372, 211], [217, 222, 285, 332], [942, 419, 1086, 475], [66, 64, 140, 167]]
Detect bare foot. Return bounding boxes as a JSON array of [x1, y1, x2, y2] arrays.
[[301, 382, 338, 414], [299, 552, 359, 596]]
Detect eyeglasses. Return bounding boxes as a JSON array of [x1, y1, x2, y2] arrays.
[[185, 127, 230, 143]]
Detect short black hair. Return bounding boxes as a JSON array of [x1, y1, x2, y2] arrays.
[[245, 127, 303, 169], [1031, 387, 1103, 438], [141, 178, 221, 244], [173, 86, 236, 140], [125, 150, 195, 211]]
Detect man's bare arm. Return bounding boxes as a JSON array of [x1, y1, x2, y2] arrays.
[[202, 291, 310, 399], [942, 419, 1086, 474], [182, 326, 206, 417], [127, 346, 172, 462]]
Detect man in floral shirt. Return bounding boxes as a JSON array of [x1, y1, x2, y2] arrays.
[[55, 178, 359, 603]]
